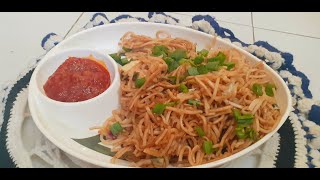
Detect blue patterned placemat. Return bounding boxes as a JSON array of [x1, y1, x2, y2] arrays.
[[1, 12, 319, 168]]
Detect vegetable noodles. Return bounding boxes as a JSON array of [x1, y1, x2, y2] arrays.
[[95, 31, 281, 167]]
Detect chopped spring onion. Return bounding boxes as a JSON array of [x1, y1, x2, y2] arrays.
[[248, 128, 257, 140], [238, 114, 254, 120], [132, 72, 139, 81], [164, 57, 174, 65], [265, 83, 275, 97], [193, 56, 204, 65], [110, 122, 123, 136], [188, 67, 200, 76], [110, 53, 122, 65], [233, 108, 241, 120], [152, 103, 166, 115], [120, 58, 129, 65], [152, 45, 169, 57], [224, 62, 235, 70], [164, 57, 180, 73], [135, 77, 146, 88], [109, 53, 130, 66], [168, 76, 177, 84], [198, 49, 209, 57], [206, 61, 220, 71], [179, 83, 189, 93], [187, 99, 201, 106], [235, 126, 257, 140], [169, 49, 187, 61], [203, 140, 213, 154], [178, 58, 189, 65], [232, 109, 254, 125], [208, 52, 226, 65], [188, 60, 197, 67], [122, 47, 132, 52], [195, 126, 205, 137], [237, 118, 254, 125], [235, 127, 247, 139], [168, 61, 180, 73], [233, 109, 257, 140], [252, 83, 263, 96], [197, 65, 209, 75]]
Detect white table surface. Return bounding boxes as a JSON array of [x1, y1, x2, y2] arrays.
[[1, 12, 319, 100]]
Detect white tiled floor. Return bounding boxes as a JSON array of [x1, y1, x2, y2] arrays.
[[1, 12, 319, 100], [253, 12, 320, 38], [0, 12, 82, 84]]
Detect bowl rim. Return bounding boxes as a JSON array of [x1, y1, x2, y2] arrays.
[[29, 21, 292, 168], [32, 48, 120, 106]]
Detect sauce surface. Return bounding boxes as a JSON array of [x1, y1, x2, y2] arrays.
[[43, 57, 111, 102]]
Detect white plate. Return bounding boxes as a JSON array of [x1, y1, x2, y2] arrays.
[[28, 22, 291, 168]]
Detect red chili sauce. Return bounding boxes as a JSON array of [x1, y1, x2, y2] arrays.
[[43, 57, 111, 102]]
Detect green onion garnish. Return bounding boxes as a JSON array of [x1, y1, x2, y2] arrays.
[[110, 53, 122, 65], [169, 49, 187, 61], [238, 114, 254, 120], [197, 65, 209, 75], [164, 57, 174, 65], [187, 99, 201, 106], [252, 83, 263, 96], [206, 61, 220, 71], [237, 118, 254, 125], [235, 127, 247, 139], [248, 128, 257, 140], [235, 126, 257, 140], [198, 49, 209, 57], [168, 61, 180, 73], [178, 58, 189, 65], [135, 77, 146, 88], [232, 109, 254, 125], [179, 83, 189, 93], [109, 53, 130, 66], [152, 45, 169, 57], [233, 108, 257, 140], [193, 56, 204, 65], [122, 47, 132, 52], [207, 52, 226, 65], [110, 122, 123, 136], [224, 62, 235, 70], [188, 67, 200, 76], [120, 58, 129, 65], [152, 103, 166, 115], [195, 126, 205, 137], [203, 140, 213, 154], [265, 83, 275, 97], [233, 108, 241, 120], [164, 57, 180, 73]]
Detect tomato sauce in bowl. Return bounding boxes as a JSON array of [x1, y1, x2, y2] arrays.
[[43, 57, 111, 102]]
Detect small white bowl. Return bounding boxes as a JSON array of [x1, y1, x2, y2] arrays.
[[29, 48, 120, 137]]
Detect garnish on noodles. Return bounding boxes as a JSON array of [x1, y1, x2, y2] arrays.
[[96, 31, 280, 167]]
